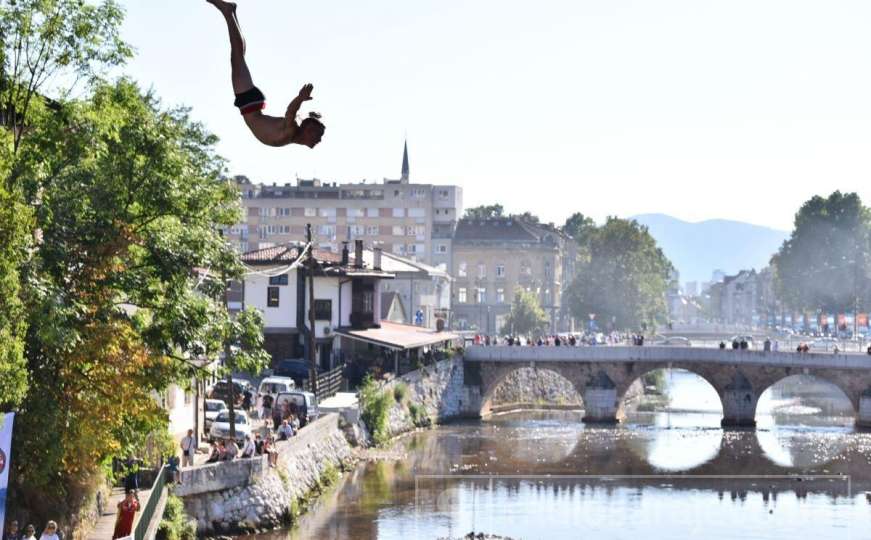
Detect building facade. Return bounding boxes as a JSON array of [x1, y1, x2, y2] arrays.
[[225, 144, 463, 269], [450, 217, 576, 335]]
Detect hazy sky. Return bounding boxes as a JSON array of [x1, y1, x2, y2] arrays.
[[118, 0, 871, 230]]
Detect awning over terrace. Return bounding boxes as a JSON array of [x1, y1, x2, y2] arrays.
[[334, 320, 459, 351]]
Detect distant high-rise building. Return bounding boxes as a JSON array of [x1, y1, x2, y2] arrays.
[[225, 142, 462, 268], [685, 281, 699, 297], [711, 269, 726, 283]]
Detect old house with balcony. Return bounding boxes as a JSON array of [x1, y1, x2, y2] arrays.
[[241, 240, 457, 377]]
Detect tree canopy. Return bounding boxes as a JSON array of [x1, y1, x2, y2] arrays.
[[464, 204, 504, 219], [771, 191, 871, 313], [565, 217, 673, 331], [502, 287, 549, 337], [0, 0, 269, 522]]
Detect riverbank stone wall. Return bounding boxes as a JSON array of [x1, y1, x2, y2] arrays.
[[178, 413, 354, 536]]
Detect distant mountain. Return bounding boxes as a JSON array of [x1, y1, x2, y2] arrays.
[[630, 214, 789, 286]]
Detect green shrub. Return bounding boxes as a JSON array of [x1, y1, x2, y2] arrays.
[[156, 495, 195, 540], [393, 383, 408, 403], [360, 375, 392, 445], [408, 402, 431, 428]]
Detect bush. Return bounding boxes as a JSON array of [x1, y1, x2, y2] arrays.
[[393, 383, 408, 403], [408, 403, 431, 428], [156, 495, 195, 540], [360, 375, 392, 446]]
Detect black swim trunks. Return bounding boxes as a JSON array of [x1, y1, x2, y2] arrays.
[[234, 86, 266, 115]]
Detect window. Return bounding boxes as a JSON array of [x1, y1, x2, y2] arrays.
[[269, 274, 289, 286], [436, 244, 448, 253], [367, 208, 379, 217], [497, 288, 505, 303], [319, 208, 336, 217], [304, 208, 317, 217], [392, 226, 405, 236], [439, 189, 449, 198], [318, 225, 335, 238], [496, 264, 506, 278], [313, 299, 332, 320], [477, 287, 486, 303], [458, 287, 467, 303], [277, 207, 291, 217], [409, 208, 426, 218], [267, 286, 280, 307], [477, 263, 487, 279], [366, 225, 380, 236], [545, 261, 552, 279], [392, 208, 406, 218], [347, 208, 364, 218], [411, 188, 427, 199], [458, 262, 467, 277]]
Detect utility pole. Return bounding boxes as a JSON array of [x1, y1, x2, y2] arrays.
[[219, 230, 236, 440], [306, 224, 319, 396]]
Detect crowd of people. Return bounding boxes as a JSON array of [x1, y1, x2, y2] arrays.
[[3, 520, 59, 540], [472, 332, 626, 347]]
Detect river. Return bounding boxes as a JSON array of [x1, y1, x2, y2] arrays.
[[254, 371, 871, 539]]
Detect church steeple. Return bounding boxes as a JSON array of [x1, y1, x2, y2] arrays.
[[401, 139, 410, 183]]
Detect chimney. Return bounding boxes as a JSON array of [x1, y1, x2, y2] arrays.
[[341, 241, 349, 266], [373, 247, 383, 271], [354, 240, 363, 269]]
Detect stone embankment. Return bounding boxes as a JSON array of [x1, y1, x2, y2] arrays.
[[176, 413, 353, 536]]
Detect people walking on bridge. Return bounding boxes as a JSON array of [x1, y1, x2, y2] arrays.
[[22, 524, 36, 540]]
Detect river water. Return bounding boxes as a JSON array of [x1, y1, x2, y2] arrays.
[[256, 371, 871, 539]]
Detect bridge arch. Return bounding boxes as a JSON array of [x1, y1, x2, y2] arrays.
[[619, 367, 725, 420], [480, 365, 584, 417], [754, 373, 857, 423]]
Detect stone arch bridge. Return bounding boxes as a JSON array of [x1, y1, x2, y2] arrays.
[[463, 346, 871, 427]]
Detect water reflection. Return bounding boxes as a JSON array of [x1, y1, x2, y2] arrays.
[[255, 375, 871, 540]]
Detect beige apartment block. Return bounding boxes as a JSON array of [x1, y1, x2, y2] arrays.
[[451, 217, 577, 335], [226, 146, 462, 269]]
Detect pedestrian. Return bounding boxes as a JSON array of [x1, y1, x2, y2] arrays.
[[180, 429, 196, 468], [205, 441, 221, 463], [242, 387, 253, 412], [6, 520, 22, 540], [554, 336, 561, 346], [719, 341, 726, 349], [263, 437, 278, 467], [22, 524, 37, 540], [277, 419, 294, 440], [38, 521, 60, 540], [254, 433, 264, 455], [773, 340, 780, 352], [166, 454, 180, 484], [111, 491, 140, 539], [223, 438, 239, 461], [122, 456, 140, 493], [241, 434, 256, 458]]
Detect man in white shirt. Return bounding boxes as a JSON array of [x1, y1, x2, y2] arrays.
[[277, 419, 294, 440], [180, 429, 196, 467], [241, 434, 256, 458]]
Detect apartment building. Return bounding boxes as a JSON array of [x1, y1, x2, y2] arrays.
[[451, 217, 577, 335], [225, 144, 463, 269]]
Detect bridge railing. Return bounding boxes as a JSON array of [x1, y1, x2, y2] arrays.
[[464, 345, 871, 370]]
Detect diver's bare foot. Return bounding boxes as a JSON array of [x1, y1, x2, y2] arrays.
[[206, 0, 236, 15]]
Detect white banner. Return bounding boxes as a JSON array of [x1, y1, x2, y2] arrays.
[[0, 413, 14, 540]]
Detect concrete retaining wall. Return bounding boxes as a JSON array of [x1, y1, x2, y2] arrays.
[[178, 413, 354, 536]]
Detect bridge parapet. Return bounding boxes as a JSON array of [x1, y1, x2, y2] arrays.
[[463, 346, 871, 428], [465, 345, 871, 371]]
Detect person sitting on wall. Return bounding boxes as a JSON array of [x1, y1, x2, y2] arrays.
[[277, 419, 294, 440], [719, 341, 726, 349]]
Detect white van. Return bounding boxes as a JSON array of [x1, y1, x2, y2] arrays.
[[258, 376, 296, 416]]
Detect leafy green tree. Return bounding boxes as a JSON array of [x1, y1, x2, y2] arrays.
[[503, 287, 549, 337], [510, 211, 540, 223], [771, 191, 871, 315], [565, 217, 673, 331], [464, 204, 504, 219], [0, 0, 130, 409], [562, 212, 596, 246]]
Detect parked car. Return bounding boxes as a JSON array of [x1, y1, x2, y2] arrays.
[[275, 359, 323, 386], [203, 399, 227, 432], [208, 380, 253, 407], [208, 410, 251, 444], [274, 391, 320, 429], [258, 376, 296, 413], [809, 337, 840, 352], [652, 336, 692, 347]]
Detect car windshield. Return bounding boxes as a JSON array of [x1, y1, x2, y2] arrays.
[[261, 382, 289, 394], [205, 401, 225, 412], [214, 412, 246, 424]]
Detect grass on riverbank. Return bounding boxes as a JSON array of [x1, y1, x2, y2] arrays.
[[156, 495, 196, 540]]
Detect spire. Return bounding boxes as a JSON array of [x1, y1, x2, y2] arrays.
[[401, 139, 410, 183]]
